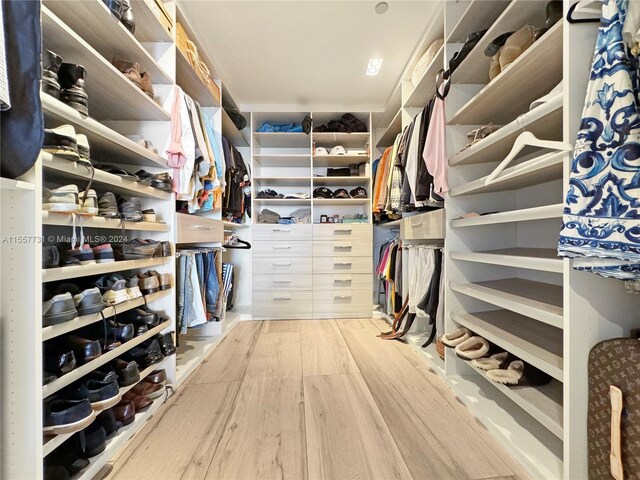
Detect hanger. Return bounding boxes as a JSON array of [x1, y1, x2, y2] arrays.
[[485, 131, 573, 185], [567, 0, 601, 23]]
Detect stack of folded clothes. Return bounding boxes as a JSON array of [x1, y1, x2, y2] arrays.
[[290, 208, 311, 224], [258, 208, 281, 224]]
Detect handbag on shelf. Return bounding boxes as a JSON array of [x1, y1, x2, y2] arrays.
[[327, 167, 350, 177]]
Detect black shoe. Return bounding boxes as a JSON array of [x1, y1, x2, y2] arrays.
[[43, 397, 95, 435], [95, 408, 122, 436], [43, 49, 63, 99], [58, 64, 89, 116], [44, 347, 77, 377], [120, 0, 135, 33], [156, 332, 176, 356], [484, 31, 515, 57], [105, 318, 134, 343], [122, 338, 163, 369], [43, 245, 60, 269], [110, 359, 140, 387], [302, 115, 312, 135], [121, 308, 160, 328], [63, 376, 121, 411], [61, 335, 102, 364], [101, 0, 122, 19], [449, 29, 488, 74], [43, 125, 80, 160]]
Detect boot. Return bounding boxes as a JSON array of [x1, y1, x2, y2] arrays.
[[42, 50, 63, 99], [58, 64, 89, 116], [535, 0, 563, 40], [113, 58, 142, 87], [120, 0, 135, 34], [101, 0, 122, 20], [140, 72, 154, 99]]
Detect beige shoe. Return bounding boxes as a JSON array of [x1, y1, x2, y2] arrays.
[[455, 336, 490, 360], [498, 24, 536, 72], [489, 51, 501, 80]]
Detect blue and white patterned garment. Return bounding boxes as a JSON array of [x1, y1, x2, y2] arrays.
[[558, 0, 640, 280]]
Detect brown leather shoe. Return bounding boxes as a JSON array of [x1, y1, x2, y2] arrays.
[[146, 369, 167, 386], [113, 58, 142, 87], [147, 270, 171, 290], [140, 72, 154, 99], [122, 391, 153, 411], [136, 273, 160, 295], [112, 399, 136, 426], [132, 380, 164, 399]]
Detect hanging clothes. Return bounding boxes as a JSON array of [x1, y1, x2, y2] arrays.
[[422, 84, 449, 195], [558, 0, 640, 280]]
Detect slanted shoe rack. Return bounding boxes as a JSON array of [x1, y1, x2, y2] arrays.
[[0, 1, 247, 478]]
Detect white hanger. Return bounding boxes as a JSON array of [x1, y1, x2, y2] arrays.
[[575, 0, 602, 15], [485, 131, 573, 185]]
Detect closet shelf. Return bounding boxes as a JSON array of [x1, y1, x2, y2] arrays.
[[450, 248, 563, 273], [313, 155, 370, 167], [449, 93, 563, 166], [450, 278, 563, 328], [253, 154, 311, 167], [42, 7, 171, 122], [452, 0, 552, 85], [253, 132, 310, 148], [451, 310, 563, 381], [42, 358, 169, 457], [42, 290, 172, 342], [313, 176, 370, 186], [42, 95, 168, 168], [42, 212, 170, 232], [465, 360, 563, 439], [401, 44, 445, 109], [312, 132, 370, 148], [449, 21, 563, 125], [446, 0, 511, 43], [254, 198, 311, 206], [448, 150, 563, 197], [0, 177, 35, 191], [451, 204, 563, 228], [313, 198, 370, 206], [376, 109, 401, 148], [42, 153, 171, 200], [253, 176, 311, 186], [376, 218, 403, 229], [42, 320, 171, 399], [176, 49, 220, 108], [221, 108, 249, 147], [43, 0, 173, 85], [131, 0, 173, 43], [222, 220, 250, 229], [42, 257, 169, 283]]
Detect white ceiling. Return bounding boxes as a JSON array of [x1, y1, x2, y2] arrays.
[[178, 1, 443, 112]]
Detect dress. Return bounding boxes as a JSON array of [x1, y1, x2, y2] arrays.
[[558, 0, 640, 280]]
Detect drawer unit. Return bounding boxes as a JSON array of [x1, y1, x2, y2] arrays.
[[253, 240, 312, 257], [312, 273, 372, 291], [312, 289, 371, 318], [176, 213, 223, 244], [253, 224, 312, 241], [252, 290, 313, 319], [400, 209, 445, 241], [253, 273, 312, 291], [312, 224, 372, 240], [313, 237, 372, 257], [253, 257, 312, 275], [313, 256, 373, 274]]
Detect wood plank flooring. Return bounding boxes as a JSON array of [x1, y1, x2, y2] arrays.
[[104, 319, 529, 480]]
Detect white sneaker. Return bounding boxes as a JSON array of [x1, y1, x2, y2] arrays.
[[43, 185, 80, 213], [79, 189, 98, 216], [103, 289, 129, 305]]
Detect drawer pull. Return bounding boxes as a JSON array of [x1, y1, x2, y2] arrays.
[[335, 279, 352, 284], [273, 280, 292, 284], [335, 295, 352, 299], [412, 221, 423, 226], [273, 296, 292, 301], [273, 262, 292, 266], [195, 225, 214, 230], [334, 245, 353, 249], [335, 228, 352, 233], [272, 228, 291, 232], [273, 246, 292, 250], [334, 262, 352, 267]]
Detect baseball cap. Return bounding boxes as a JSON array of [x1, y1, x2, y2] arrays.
[[350, 187, 367, 198], [313, 187, 334, 199], [334, 188, 350, 199], [330, 145, 346, 156], [314, 147, 329, 156]]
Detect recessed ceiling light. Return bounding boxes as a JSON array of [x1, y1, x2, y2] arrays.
[[367, 58, 383, 76], [375, 2, 389, 14]]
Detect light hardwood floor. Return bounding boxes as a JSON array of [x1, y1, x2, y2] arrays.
[[102, 319, 529, 480]]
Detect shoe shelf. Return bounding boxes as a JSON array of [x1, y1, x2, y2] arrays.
[[446, 0, 510, 43], [253, 198, 312, 206], [42, 153, 171, 200], [42, 290, 172, 342], [449, 21, 563, 125], [176, 49, 220, 108], [450, 247, 563, 273], [449, 93, 563, 167], [253, 176, 311, 186], [312, 132, 370, 148], [42, 95, 168, 168], [313, 176, 371, 186], [42, 7, 170, 122], [131, 0, 173, 43], [313, 198, 370, 206], [451, 203, 563, 228], [450, 278, 563, 328], [43, 320, 170, 399], [43, 257, 170, 283], [43, 0, 173, 85], [401, 44, 445, 109], [253, 132, 311, 149], [448, 150, 564, 197], [221, 108, 249, 147], [410, 342, 445, 380], [451, 310, 563, 381], [376, 108, 401, 148], [312, 155, 370, 167], [42, 356, 170, 457], [42, 211, 170, 232], [451, 0, 552, 85], [0, 177, 36, 191]]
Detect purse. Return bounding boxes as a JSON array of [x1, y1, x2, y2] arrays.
[[327, 167, 350, 177], [588, 331, 640, 479]]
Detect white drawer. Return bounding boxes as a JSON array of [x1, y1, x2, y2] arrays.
[[313, 273, 372, 290], [253, 257, 312, 275], [313, 256, 372, 274], [253, 273, 312, 291], [252, 290, 313, 319], [253, 224, 312, 241], [253, 240, 312, 257], [313, 238, 372, 257], [313, 224, 372, 240], [401, 209, 445, 241], [312, 289, 371, 318]]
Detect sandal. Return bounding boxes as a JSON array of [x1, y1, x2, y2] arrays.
[[486, 359, 552, 386], [462, 123, 497, 150], [455, 336, 490, 360], [441, 327, 471, 347], [471, 351, 509, 371]]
